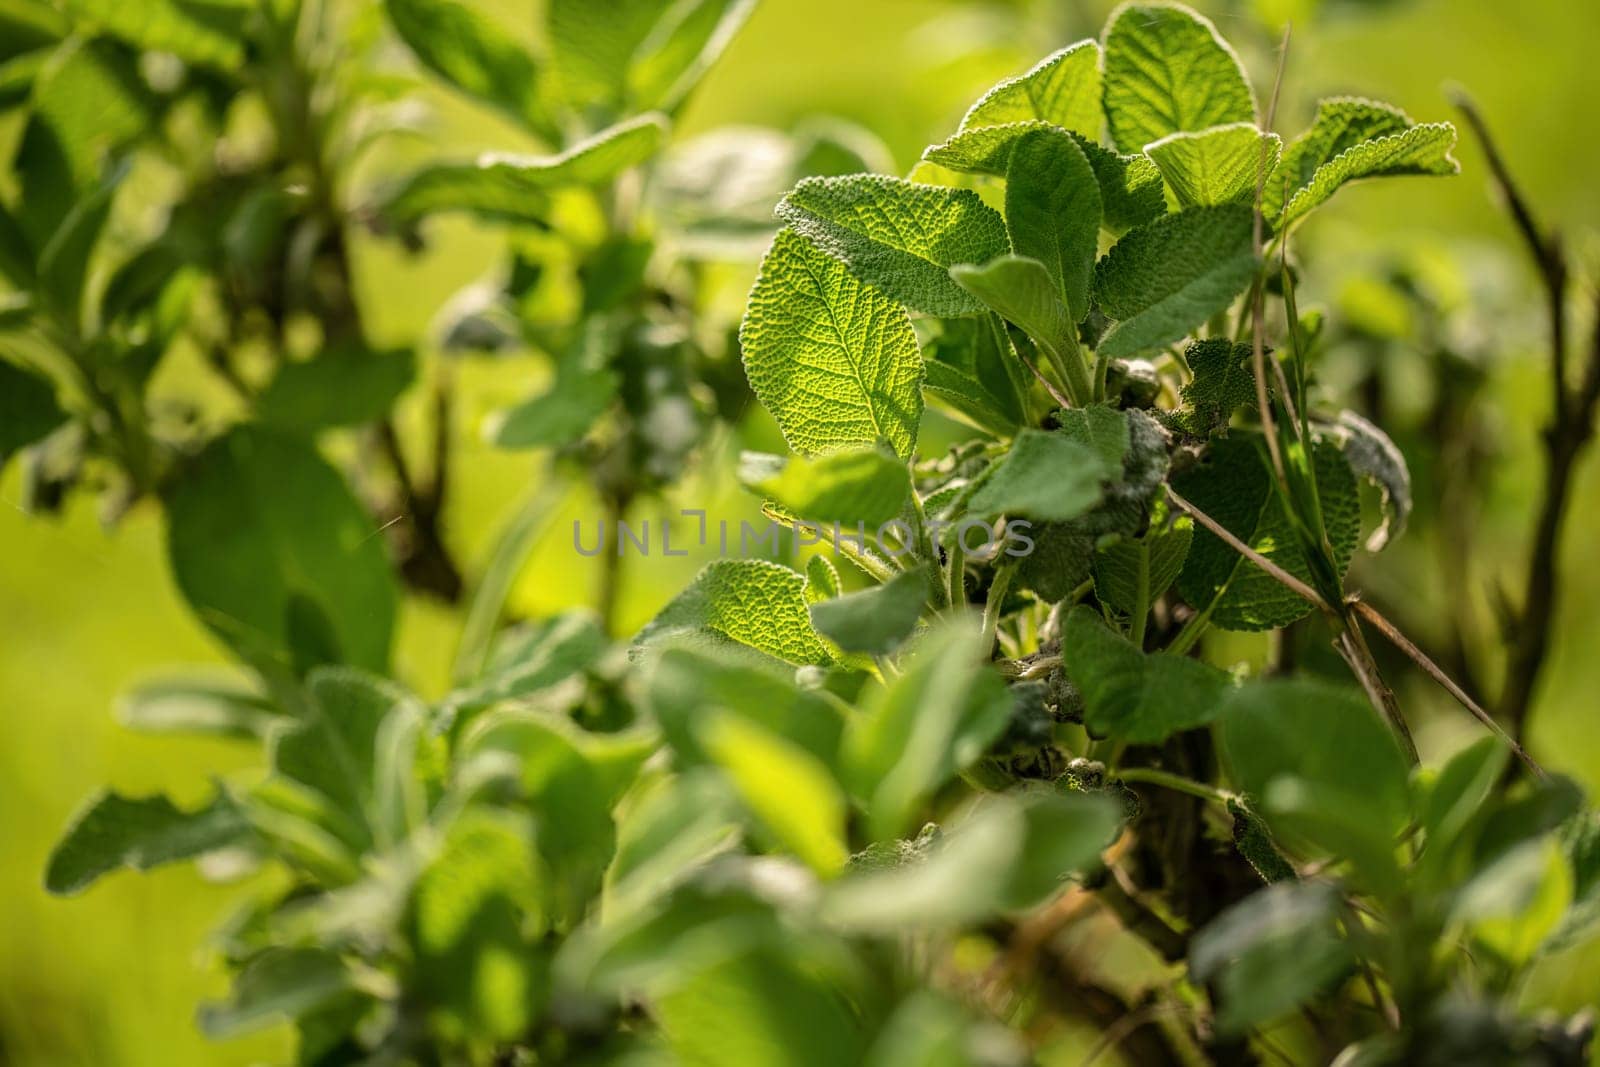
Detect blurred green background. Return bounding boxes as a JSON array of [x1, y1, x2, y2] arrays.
[[2, 0, 1597, 1063]]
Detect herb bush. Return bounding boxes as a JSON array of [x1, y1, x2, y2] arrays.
[[5, 0, 1600, 1064]]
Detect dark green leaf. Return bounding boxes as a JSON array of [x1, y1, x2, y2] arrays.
[[1092, 513, 1192, 617], [1062, 605, 1230, 743], [0, 358, 65, 470], [1172, 338, 1255, 437], [198, 948, 352, 1038], [45, 789, 253, 895], [256, 345, 416, 432], [966, 428, 1108, 522], [1004, 126, 1101, 321], [921, 314, 1029, 435], [385, 0, 545, 133], [489, 368, 619, 449], [809, 567, 928, 656]]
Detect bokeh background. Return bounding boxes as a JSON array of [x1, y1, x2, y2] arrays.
[[2, 0, 1598, 1062]]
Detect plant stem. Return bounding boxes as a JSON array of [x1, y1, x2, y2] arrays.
[[980, 560, 1018, 654], [1114, 766, 1235, 805]]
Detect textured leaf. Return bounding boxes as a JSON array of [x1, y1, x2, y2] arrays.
[[1101, 2, 1256, 154], [385, 0, 543, 131], [959, 40, 1102, 138], [453, 612, 608, 710], [1323, 410, 1411, 552], [1174, 433, 1359, 630], [198, 948, 352, 1038], [740, 446, 910, 527], [805, 555, 842, 601], [1093, 514, 1192, 617], [1004, 127, 1101, 321], [1062, 605, 1229, 743], [489, 368, 618, 449], [546, 0, 659, 111], [1145, 122, 1282, 208], [0, 358, 65, 470], [1267, 97, 1457, 224], [809, 567, 928, 656], [165, 428, 398, 673], [776, 175, 1010, 317], [741, 228, 923, 458], [948, 255, 1088, 400], [1092, 203, 1256, 358], [843, 621, 1013, 840], [45, 790, 252, 895], [923, 122, 1165, 235], [1190, 882, 1353, 1035], [967, 429, 1108, 522], [1173, 337, 1255, 436], [257, 345, 415, 432], [385, 114, 668, 224], [921, 314, 1029, 435], [635, 559, 834, 666], [699, 712, 850, 877], [65, 0, 244, 68]]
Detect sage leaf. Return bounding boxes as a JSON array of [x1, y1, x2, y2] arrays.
[[809, 567, 929, 656], [385, 0, 544, 132], [46, 790, 253, 895], [634, 559, 835, 666], [959, 39, 1102, 138], [966, 429, 1108, 523], [1062, 605, 1230, 743], [1004, 126, 1101, 321], [1102, 2, 1256, 154], [1145, 122, 1282, 208]]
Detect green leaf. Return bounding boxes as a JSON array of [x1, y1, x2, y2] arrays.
[[809, 567, 928, 656], [1267, 97, 1458, 226], [385, 113, 669, 225], [1174, 433, 1359, 631], [1454, 838, 1574, 967], [921, 314, 1029, 435], [805, 555, 842, 601], [198, 948, 353, 1038], [923, 122, 1166, 236], [546, 0, 660, 112], [843, 620, 1013, 840], [451, 612, 608, 711], [698, 711, 851, 877], [1101, 2, 1256, 154], [1145, 122, 1282, 208], [1323, 409, 1411, 551], [1062, 605, 1230, 743], [635, 559, 835, 666], [1190, 881, 1353, 1035], [966, 428, 1108, 522], [257, 344, 416, 432], [488, 368, 619, 449], [1220, 676, 1412, 855], [37, 167, 121, 330], [1172, 337, 1255, 436], [959, 40, 1102, 138], [116, 675, 281, 739], [0, 358, 65, 470], [1092, 514, 1193, 618], [45, 790, 253, 895], [627, 0, 758, 113], [1004, 127, 1101, 321], [385, 0, 544, 133], [739, 445, 911, 527], [165, 427, 398, 674], [647, 643, 845, 767], [776, 175, 1010, 317], [604, 770, 743, 915], [0, 0, 65, 64], [411, 807, 547, 1040], [823, 790, 1121, 929], [741, 228, 923, 458], [65, 0, 244, 68], [948, 255, 1088, 400], [1091, 203, 1257, 358]]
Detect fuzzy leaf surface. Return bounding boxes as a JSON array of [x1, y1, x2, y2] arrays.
[[46, 790, 253, 895], [1004, 126, 1101, 321], [959, 40, 1102, 137], [1062, 605, 1229, 743], [1102, 2, 1256, 154], [1145, 122, 1282, 208], [634, 559, 834, 666]]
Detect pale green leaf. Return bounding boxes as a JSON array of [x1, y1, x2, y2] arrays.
[[1062, 605, 1229, 743], [966, 429, 1107, 523], [922, 121, 1165, 235], [1174, 433, 1359, 631], [1101, 2, 1256, 154], [627, 0, 758, 112], [1004, 126, 1101, 320], [1091, 203, 1257, 358], [604, 770, 743, 915], [546, 0, 660, 111], [805, 555, 842, 601], [488, 368, 618, 449], [198, 948, 353, 1038], [1277, 121, 1457, 228], [385, 113, 668, 224], [452, 612, 608, 710], [776, 175, 1010, 317], [739, 445, 910, 527], [959, 39, 1102, 138], [809, 567, 928, 655], [1145, 122, 1282, 208], [741, 228, 923, 458], [385, 0, 543, 131], [45, 790, 253, 895], [699, 711, 850, 877], [634, 559, 834, 666], [116, 675, 280, 739], [948, 255, 1083, 392]]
